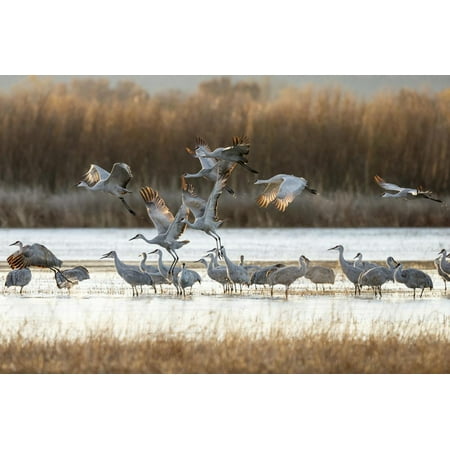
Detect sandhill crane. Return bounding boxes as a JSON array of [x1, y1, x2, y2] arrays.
[[148, 249, 182, 294], [179, 262, 201, 297], [7, 241, 63, 270], [267, 256, 307, 299], [199, 136, 258, 174], [358, 257, 397, 298], [129, 186, 190, 274], [197, 256, 231, 293], [220, 246, 251, 293], [239, 255, 261, 278], [51, 266, 90, 293], [250, 263, 286, 290], [301, 256, 335, 291], [138, 252, 167, 293], [4, 268, 32, 294], [436, 249, 450, 291], [184, 137, 236, 195], [328, 245, 363, 295], [393, 261, 433, 299], [254, 174, 318, 212], [181, 169, 231, 256], [374, 175, 442, 203], [76, 163, 136, 215], [101, 250, 153, 296]]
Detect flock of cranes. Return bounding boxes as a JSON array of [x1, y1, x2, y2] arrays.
[[2, 135, 448, 299]]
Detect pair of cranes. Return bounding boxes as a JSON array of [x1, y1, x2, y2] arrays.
[[4, 240, 89, 294], [328, 245, 434, 299]]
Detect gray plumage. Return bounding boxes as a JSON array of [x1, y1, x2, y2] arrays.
[[76, 162, 136, 215], [436, 249, 450, 292], [7, 240, 63, 270], [267, 256, 307, 299], [179, 262, 201, 297], [374, 175, 442, 203], [197, 254, 231, 293], [239, 255, 261, 278], [184, 137, 236, 195], [358, 257, 397, 298], [148, 248, 182, 294], [129, 185, 190, 274], [199, 136, 258, 174], [5, 268, 32, 294], [221, 246, 251, 293], [250, 264, 286, 289], [101, 250, 153, 296], [139, 252, 167, 293], [181, 166, 233, 256], [254, 174, 317, 212], [302, 256, 335, 291], [51, 266, 90, 292], [328, 245, 363, 295], [393, 262, 433, 299]]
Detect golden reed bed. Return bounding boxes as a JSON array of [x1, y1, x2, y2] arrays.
[[1, 320, 449, 374]]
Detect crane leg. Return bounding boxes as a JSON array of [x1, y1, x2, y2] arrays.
[[119, 197, 136, 216]]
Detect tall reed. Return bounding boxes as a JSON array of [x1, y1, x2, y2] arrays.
[[0, 76, 448, 227]]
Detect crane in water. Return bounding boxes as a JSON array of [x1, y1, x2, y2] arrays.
[[196, 255, 231, 293], [267, 256, 307, 299], [5, 268, 32, 294], [250, 264, 286, 291], [101, 250, 153, 296], [328, 245, 363, 295], [147, 249, 182, 294], [374, 175, 442, 203], [301, 256, 335, 291], [138, 252, 168, 294], [76, 163, 136, 215], [7, 241, 63, 270], [254, 174, 318, 212], [129, 186, 190, 274], [220, 246, 251, 293], [357, 257, 397, 298], [179, 262, 202, 297], [51, 266, 90, 293], [393, 260, 433, 299], [436, 249, 450, 291]]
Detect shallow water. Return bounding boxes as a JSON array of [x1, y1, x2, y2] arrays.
[[1, 227, 449, 262], [0, 228, 449, 339]]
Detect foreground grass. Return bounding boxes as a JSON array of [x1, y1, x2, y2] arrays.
[[2, 327, 449, 373]]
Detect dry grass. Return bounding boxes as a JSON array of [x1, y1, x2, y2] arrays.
[[1, 323, 449, 373]]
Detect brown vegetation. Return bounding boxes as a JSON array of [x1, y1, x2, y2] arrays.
[[0, 76, 449, 227], [1, 325, 448, 373]]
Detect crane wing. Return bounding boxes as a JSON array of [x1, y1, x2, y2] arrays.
[[165, 203, 189, 242], [140, 187, 174, 234], [256, 182, 282, 208], [82, 164, 110, 187], [273, 176, 306, 212], [107, 163, 133, 188], [181, 181, 206, 219], [374, 175, 415, 193], [203, 175, 227, 223]]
